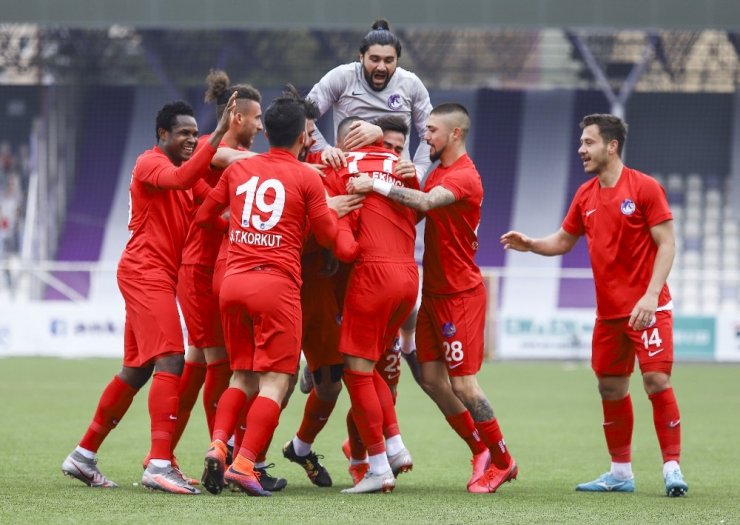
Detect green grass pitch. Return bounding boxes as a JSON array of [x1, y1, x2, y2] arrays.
[[1, 358, 738, 524]]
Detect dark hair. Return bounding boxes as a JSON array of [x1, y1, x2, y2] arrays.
[[264, 97, 306, 148], [337, 116, 364, 144], [431, 103, 471, 138], [155, 100, 194, 140], [359, 18, 402, 58], [580, 113, 628, 156], [374, 115, 408, 137], [283, 83, 321, 120], [205, 69, 261, 119]]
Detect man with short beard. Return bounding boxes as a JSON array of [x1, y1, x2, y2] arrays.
[[307, 18, 433, 180], [501, 113, 687, 498]]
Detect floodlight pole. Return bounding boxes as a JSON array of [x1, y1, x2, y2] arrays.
[[567, 30, 657, 119]]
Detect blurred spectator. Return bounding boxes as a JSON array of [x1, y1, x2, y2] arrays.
[[1, 173, 23, 256]]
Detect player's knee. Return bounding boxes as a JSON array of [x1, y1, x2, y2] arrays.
[[118, 365, 153, 390], [642, 371, 671, 395], [315, 379, 342, 401], [153, 352, 185, 375]]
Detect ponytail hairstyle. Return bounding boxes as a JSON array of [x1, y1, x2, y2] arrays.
[[359, 18, 402, 58]]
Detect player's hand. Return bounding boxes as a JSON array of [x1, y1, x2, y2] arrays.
[[343, 121, 383, 150], [321, 146, 347, 169], [500, 231, 533, 252], [346, 173, 374, 194], [305, 163, 328, 178], [214, 91, 238, 136], [319, 249, 340, 277], [327, 194, 365, 218], [395, 159, 417, 179], [628, 292, 659, 331]]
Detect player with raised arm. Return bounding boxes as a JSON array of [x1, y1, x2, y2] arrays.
[[307, 18, 433, 178], [62, 94, 237, 495], [348, 103, 517, 494], [168, 70, 262, 469], [196, 96, 351, 497], [500, 113, 688, 497]]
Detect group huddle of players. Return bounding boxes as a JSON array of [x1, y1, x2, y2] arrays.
[[61, 18, 518, 496], [60, 17, 688, 500]]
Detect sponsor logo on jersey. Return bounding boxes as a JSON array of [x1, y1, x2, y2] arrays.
[[442, 321, 457, 338], [351, 90, 365, 96], [620, 198, 636, 216], [387, 94, 402, 110]]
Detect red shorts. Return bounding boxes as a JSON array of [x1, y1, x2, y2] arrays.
[[375, 336, 402, 385], [219, 269, 301, 374], [592, 310, 674, 376], [340, 260, 418, 362], [416, 284, 486, 377], [301, 276, 343, 371], [212, 256, 227, 298], [118, 273, 184, 368], [177, 264, 224, 348]]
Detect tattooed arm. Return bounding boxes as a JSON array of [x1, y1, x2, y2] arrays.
[[346, 172, 456, 212]]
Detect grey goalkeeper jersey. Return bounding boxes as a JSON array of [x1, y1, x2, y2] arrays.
[[307, 62, 433, 177]]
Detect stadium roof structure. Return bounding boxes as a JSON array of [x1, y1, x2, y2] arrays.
[[5, 0, 740, 30]]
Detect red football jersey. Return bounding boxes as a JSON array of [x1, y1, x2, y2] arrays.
[[208, 148, 335, 287], [422, 154, 483, 295], [181, 137, 232, 266], [334, 146, 419, 260], [562, 166, 673, 319], [119, 143, 215, 283]]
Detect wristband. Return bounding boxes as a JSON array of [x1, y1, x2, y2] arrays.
[[372, 179, 394, 196]]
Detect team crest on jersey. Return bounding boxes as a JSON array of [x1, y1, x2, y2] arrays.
[[387, 94, 402, 110], [442, 322, 457, 338], [620, 198, 636, 216]]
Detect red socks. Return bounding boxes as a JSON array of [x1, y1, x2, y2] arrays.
[[238, 396, 281, 462], [203, 358, 232, 436], [343, 369, 385, 456], [79, 375, 137, 452], [211, 387, 246, 444], [170, 361, 206, 450], [602, 394, 634, 463], [296, 390, 337, 444], [475, 418, 513, 469], [446, 410, 487, 455], [649, 388, 681, 462], [346, 409, 367, 459], [148, 371, 180, 460], [373, 370, 400, 438]]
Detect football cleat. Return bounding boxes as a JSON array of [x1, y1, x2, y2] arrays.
[[255, 463, 288, 492], [348, 462, 370, 486], [201, 440, 228, 495], [282, 440, 332, 487], [142, 453, 199, 486], [387, 447, 413, 477], [340, 468, 395, 494], [225, 462, 272, 497], [467, 449, 491, 489], [142, 464, 200, 495], [664, 468, 688, 497], [61, 450, 118, 488], [468, 461, 519, 494], [576, 471, 634, 493], [299, 365, 314, 394]]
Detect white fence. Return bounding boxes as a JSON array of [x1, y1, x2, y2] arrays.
[[1, 261, 739, 362]]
